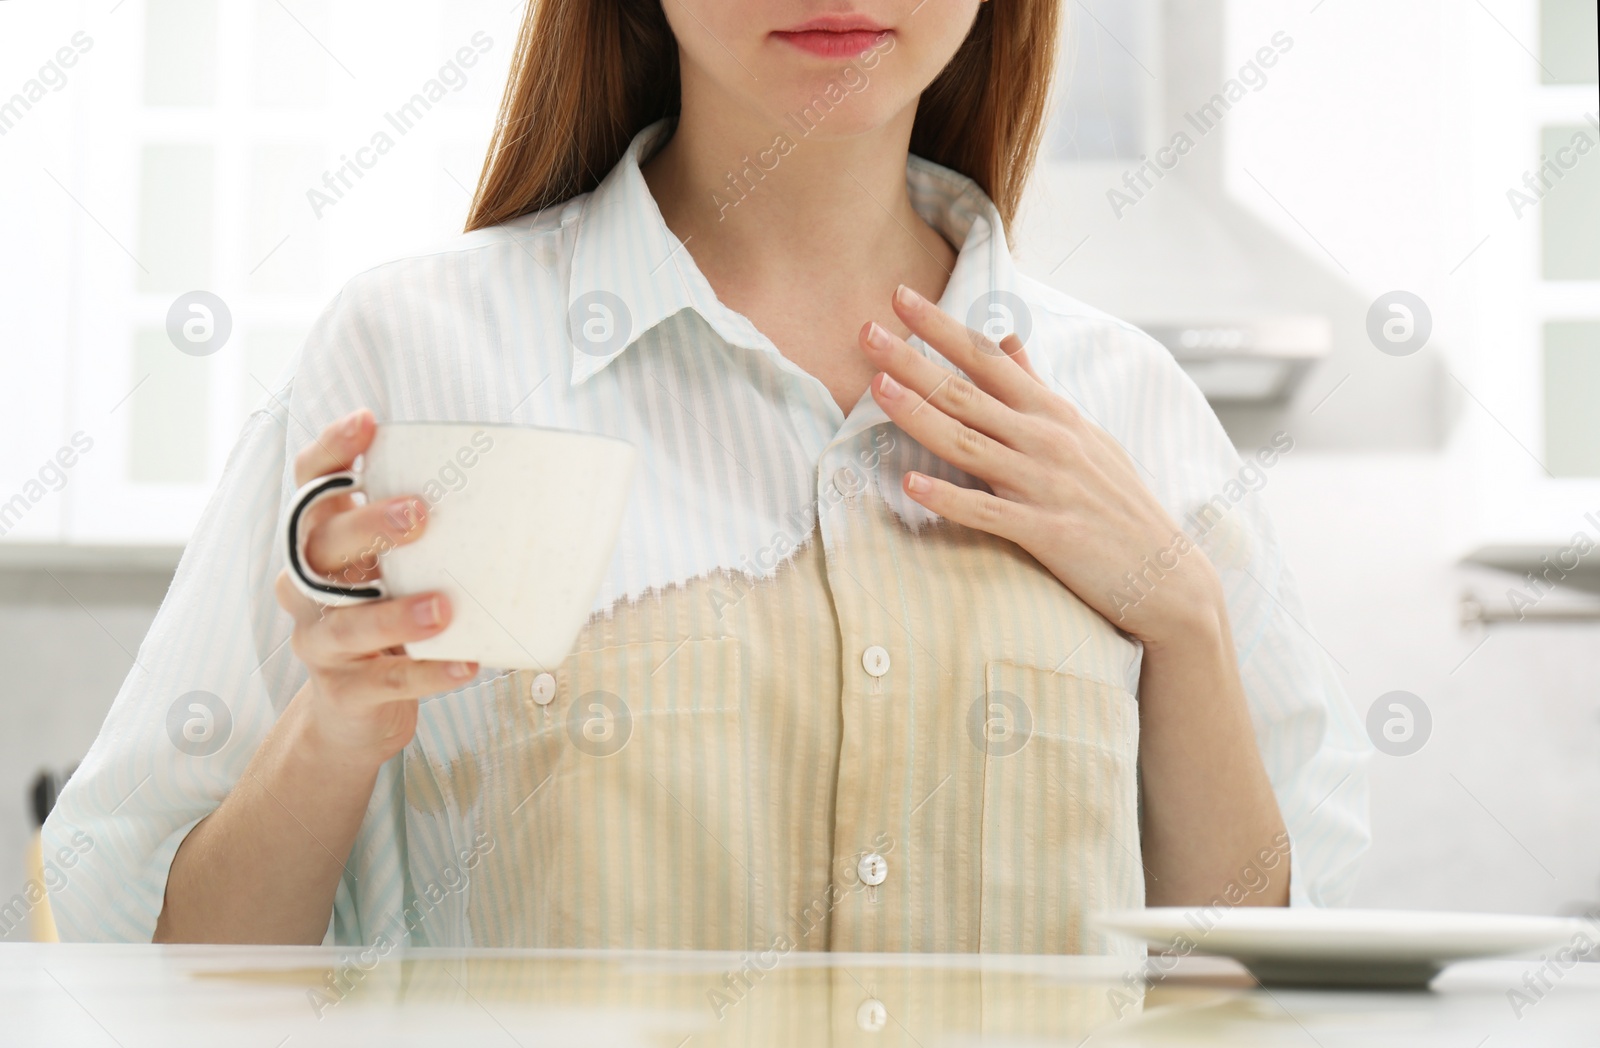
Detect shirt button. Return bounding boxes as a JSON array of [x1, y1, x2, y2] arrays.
[[529, 672, 557, 706], [858, 852, 887, 886], [861, 645, 890, 677], [856, 998, 888, 1032], [832, 467, 862, 497]]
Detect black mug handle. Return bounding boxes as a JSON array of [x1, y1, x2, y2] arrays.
[[280, 470, 389, 606]]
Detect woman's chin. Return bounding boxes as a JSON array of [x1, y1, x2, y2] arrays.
[[739, 80, 910, 139]]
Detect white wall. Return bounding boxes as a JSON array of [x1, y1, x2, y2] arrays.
[[1264, 456, 1600, 914], [1219, 0, 1600, 913], [0, 572, 166, 942]]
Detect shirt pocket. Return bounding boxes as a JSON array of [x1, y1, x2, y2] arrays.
[[406, 637, 749, 949], [976, 658, 1143, 956]]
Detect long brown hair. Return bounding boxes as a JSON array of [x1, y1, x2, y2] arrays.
[[465, 1, 1060, 242]]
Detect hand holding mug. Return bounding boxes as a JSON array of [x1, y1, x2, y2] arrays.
[[274, 410, 637, 765], [273, 409, 477, 765]]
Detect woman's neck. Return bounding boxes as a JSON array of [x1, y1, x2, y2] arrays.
[[641, 99, 956, 306], [640, 89, 958, 416]]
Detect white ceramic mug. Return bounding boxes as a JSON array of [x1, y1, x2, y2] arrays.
[[280, 421, 636, 671]]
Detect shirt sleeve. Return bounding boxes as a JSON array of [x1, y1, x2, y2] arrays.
[[1046, 310, 1374, 908], [41, 276, 401, 942]]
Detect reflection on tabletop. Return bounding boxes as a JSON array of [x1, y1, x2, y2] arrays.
[[3, 946, 1599, 1046]]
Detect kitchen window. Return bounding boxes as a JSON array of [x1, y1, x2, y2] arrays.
[[0, 0, 513, 551], [1456, 0, 1600, 546]]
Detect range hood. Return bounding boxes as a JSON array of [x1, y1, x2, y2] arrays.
[[1143, 317, 1330, 402], [1018, 0, 1341, 406]]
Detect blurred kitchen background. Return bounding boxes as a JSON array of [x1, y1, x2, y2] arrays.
[[1, 0, 1597, 940]]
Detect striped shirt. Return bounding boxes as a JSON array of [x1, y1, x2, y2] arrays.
[[44, 120, 1371, 951]]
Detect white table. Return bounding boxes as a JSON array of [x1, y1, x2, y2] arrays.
[[2, 943, 1596, 1046]]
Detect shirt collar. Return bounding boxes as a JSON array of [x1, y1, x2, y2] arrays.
[[567, 118, 1028, 388]]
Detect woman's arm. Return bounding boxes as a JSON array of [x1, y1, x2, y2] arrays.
[[858, 284, 1291, 906], [1130, 581, 1289, 906], [154, 687, 387, 943], [155, 410, 477, 944]]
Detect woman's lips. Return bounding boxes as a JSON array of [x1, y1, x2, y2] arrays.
[[772, 28, 891, 59]]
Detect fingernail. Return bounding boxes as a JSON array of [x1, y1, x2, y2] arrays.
[[894, 284, 921, 309], [906, 471, 930, 494], [386, 497, 426, 533], [413, 595, 443, 628], [878, 372, 903, 398], [447, 661, 475, 680], [341, 409, 366, 438], [865, 322, 890, 350]]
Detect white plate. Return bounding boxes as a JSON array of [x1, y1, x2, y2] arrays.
[[1095, 907, 1583, 988]]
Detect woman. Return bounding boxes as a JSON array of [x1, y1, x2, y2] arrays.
[[45, 0, 1369, 952]]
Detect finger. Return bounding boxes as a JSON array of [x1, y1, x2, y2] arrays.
[[1003, 330, 1090, 432], [294, 408, 376, 487], [321, 655, 480, 709], [304, 495, 428, 583], [295, 592, 453, 666], [275, 568, 328, 625], [902, 470, 1041, 547], [1020, 367, 1143, 483], [859, 321, 1037, 451], [999, 333, 1046, 386], [987, 332, 1138, 481], [891, 285, 1046, 411], [870, 371, 1043, 490]]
